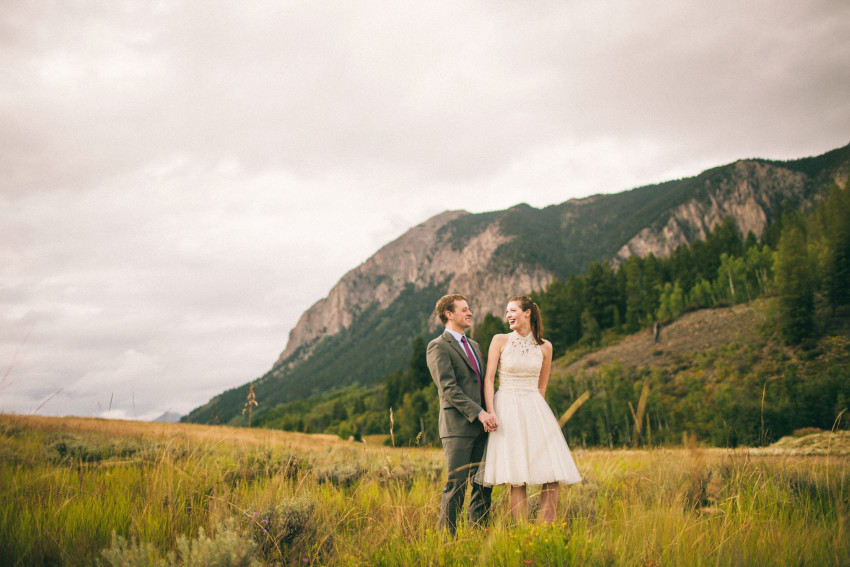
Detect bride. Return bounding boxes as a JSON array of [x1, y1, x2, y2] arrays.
[[475, 295, 581, 522]]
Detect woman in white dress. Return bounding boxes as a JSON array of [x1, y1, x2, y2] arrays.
[[475, 295, 581, 523]]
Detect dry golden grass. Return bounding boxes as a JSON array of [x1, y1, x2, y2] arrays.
[[2, 413, 848, 566], [753, 430, 850, 456], [559, 301, 764, 375], [2, 413, 343, 450]]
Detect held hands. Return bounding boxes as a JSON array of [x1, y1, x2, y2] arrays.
[[478, 411, 499, 432]]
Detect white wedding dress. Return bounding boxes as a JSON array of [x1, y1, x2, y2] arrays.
[[476, 331, 582, 487]]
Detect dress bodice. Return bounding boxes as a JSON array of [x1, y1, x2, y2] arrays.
[[497, 331, 543, 395]]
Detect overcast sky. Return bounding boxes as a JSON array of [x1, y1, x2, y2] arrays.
[[1, 1, 848, 421]]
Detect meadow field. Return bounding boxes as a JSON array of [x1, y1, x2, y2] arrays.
[[1, 414, 848, 566]]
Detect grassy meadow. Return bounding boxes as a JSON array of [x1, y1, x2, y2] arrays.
[[1, 414, 848, 566]]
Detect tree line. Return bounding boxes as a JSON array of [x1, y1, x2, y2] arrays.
[[259, 183, 850, 447], [532, 183, 850, 350]]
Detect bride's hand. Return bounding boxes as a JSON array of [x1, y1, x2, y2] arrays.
[[479, 410, 498, 432]]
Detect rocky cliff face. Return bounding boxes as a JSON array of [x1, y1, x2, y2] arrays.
[[183, 143, 850, 425], [276, 210, 553, 366], [614, 160, 810, 263], [277, 153, 847, 368]]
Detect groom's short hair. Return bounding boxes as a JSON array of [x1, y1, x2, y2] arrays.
[[436, 294, 467, 324]]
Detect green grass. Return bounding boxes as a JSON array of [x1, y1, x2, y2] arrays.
[[1, 415, 848, 565]]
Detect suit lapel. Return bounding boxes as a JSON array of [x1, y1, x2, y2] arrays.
[[443, 331, 478, 374]]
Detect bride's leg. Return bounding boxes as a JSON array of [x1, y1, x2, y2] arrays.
[[540, 482, 559, 523], [510, 485, 527, 522]]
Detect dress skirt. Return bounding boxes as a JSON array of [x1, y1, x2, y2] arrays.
[[476, 388, 582, 487]]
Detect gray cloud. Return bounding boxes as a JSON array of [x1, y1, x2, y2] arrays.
[[1, 1, 848, 419]]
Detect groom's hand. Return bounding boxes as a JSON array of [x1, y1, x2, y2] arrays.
[[478, 411, 498, 432]]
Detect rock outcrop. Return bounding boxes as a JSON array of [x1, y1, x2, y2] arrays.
[[276, 211, 553, 366], [614, 160, 809, 262], [183, 143, 850, 425], [277, 151, 849, 369]]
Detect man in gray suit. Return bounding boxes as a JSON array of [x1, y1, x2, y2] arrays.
[[426, 294, 499, 535]]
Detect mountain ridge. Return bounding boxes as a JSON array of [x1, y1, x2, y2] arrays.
[[184, 143, 850, 425]]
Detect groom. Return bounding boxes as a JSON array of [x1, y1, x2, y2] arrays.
[[427, 294, 498, 535]]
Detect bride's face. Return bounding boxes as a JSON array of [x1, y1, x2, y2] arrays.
[[505, 301, 531, 330]]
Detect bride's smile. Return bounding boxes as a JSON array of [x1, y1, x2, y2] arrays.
[[505, 301, 530, 331]]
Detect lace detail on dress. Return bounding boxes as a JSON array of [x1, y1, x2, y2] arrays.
[[510, 331, 542, 357], [497, 332, 543, 395]]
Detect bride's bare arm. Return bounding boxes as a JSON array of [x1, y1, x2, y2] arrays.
[[538, 340, 553, 397], [484, 335, 508, 417]]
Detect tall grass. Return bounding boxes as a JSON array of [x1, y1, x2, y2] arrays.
[[1, 415, 847, 565]]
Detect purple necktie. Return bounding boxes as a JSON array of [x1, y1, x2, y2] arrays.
[[460, 336, 482, 395]]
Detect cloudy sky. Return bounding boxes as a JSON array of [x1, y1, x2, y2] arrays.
[[1, 1, 848, 420]]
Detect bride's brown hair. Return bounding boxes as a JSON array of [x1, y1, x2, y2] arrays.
[[508, 295, 544, 345]]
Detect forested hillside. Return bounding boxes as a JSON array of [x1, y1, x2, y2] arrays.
[[251, 183, 850, 448], [185, 144, 850, 428]]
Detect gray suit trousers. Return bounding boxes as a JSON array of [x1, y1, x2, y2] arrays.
[[439, 433, 492, 534]]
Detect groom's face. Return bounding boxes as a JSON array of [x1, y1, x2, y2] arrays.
[[447, 299, 473, 330]]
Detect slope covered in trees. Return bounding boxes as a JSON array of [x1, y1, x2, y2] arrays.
[[252, 183, 850, 447], [531, 182, 850, 353], [184, 144, 850, 427]]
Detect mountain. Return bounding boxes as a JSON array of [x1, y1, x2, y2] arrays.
[[184, 143, 850, 425], [152, 411, 182, 423]]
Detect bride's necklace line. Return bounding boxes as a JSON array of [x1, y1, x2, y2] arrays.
[[510, 328, 540, 356], [513, 329, 534, 340]]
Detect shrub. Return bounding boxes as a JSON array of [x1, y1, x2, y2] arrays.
[[221, 449, 300, 486], [244, 497, 326, 562], [100, 519, 259, 567], [45, 433, 156, 463], [315, 463, 364, 487]]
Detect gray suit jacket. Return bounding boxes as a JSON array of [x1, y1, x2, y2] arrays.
[[426, 331, 485, 438]]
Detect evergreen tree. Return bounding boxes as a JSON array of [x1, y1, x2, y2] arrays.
[[687, 217, 743, 284], [385, 370, 403, 409], [580, 308, 601, 346], [532, 276, 584, 352], [623, 256, 645, 333], [760, 202, 789, 249], [585, 262, 621, 329], [670, 245, 696, 294], [332, 399, 347, 421], [820, 184, 850, 313], [707, 217, 744, 261], [774, 223, 814, 344], [408, 336, 431, 390], [641, 254, 662, 318], [472, 313, 509, 359], [563, 275, 586, 346], [532, 281, 568, 354]]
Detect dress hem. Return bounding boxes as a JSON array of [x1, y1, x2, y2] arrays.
[[474, 477, 581, 488]]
